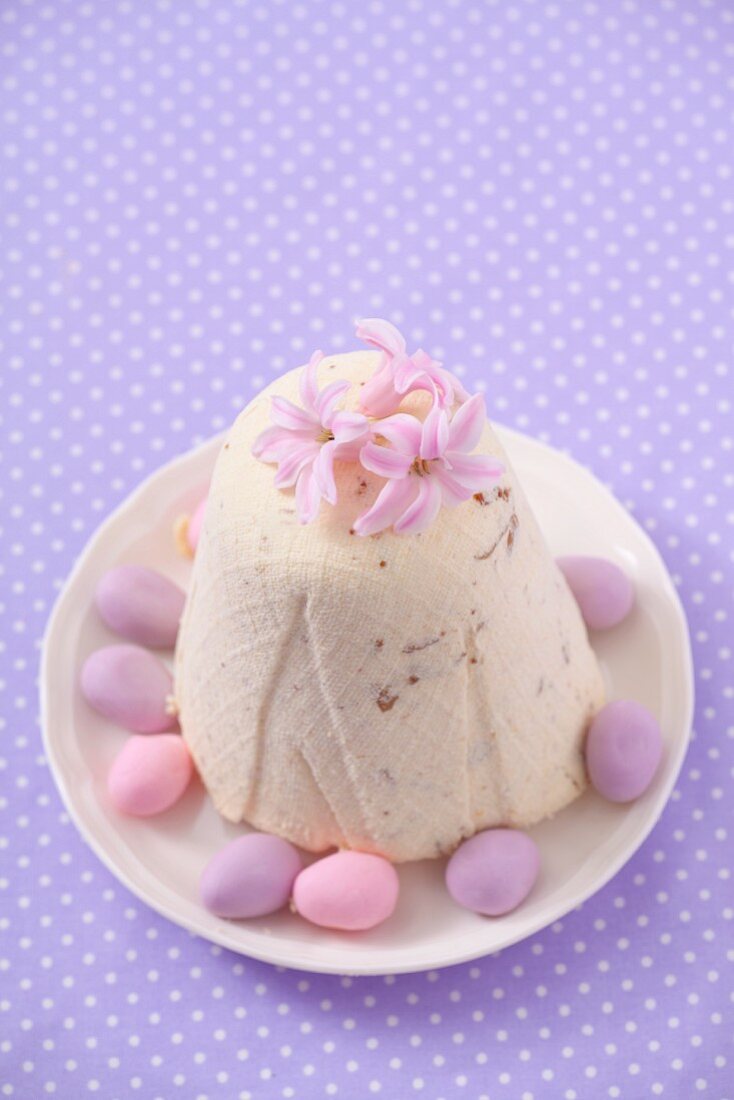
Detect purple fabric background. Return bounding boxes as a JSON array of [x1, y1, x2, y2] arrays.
[[2, 0, 733, 1096]]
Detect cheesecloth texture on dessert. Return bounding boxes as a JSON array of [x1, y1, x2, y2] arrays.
[[174, 352, 605, 861]]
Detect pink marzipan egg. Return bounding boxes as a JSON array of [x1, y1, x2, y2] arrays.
[[586, 700, 663, 803], [446, 829, 540, 917], [81, 644, 177, 733], [557, 555, 634, 632], [95, 565, 185, 649], [108, 734, 193, 816], [292, 851, 399, 931], [200, 834, 303, 919], [187, 496, 207, 554]]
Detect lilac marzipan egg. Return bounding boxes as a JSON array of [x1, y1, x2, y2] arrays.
[[557, 555, 635, 632], [80, 644, 178, 733], [108, 734, 193, 817], [292, 851, 400, 931], [586, 700, 663, 803], [187, 496, 207, 554], [200, 834, 303, 919], [95, 565, 185, 649], [446, 829, 540, 917]]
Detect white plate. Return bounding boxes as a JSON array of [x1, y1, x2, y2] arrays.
[[41, 427, 694, 976]]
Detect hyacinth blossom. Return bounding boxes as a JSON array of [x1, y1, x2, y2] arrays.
[[355, 396, 504, 535], [356, 318, 470, 417], [252, 350, 369, 524], [252, 321, 504, 533]]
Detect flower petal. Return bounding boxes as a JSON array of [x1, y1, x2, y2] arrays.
[[316, 379, 351, 426], [374, 412, 423, 456], [393, 349, 445, 396], [420, 405, 450, 461], [359, 441, 412, 480], [393, 476, 443, 536], [449, 370, 471, 404], [252, 424, 293, 462], [298, 350, 324, 414], [295, 465, 322, 525], [353, 476, 418, 536], [270, 395, 319, 433], [392, 353, 435, 395], [273, 441, 320, 488], [358, 358, 402, 418], [448, 393, 487, 454], [334, 438, 365, 462], [355, 318, 406, 358], [394, 353, 469, 410], [331, 410, 369, 444], [443, 452, 505, 491], [412, 348, 439, 371], [431, 463, 474, 507], [313, 440, 338, 505]]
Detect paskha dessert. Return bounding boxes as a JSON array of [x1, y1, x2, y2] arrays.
[[173, 321, 606, 863], [78, 318, 661, 934]]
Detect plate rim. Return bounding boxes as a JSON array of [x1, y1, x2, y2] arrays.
[[40, 425, 695, 975]]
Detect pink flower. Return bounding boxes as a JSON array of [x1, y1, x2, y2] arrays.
[[354, 394, 504, 536], [252, 351, 369, 524], [356, 318, 470, 417]]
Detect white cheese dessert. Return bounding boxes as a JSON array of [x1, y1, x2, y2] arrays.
[[174, 345, 604, 863]]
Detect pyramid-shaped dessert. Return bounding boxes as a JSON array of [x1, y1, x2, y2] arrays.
[[174, 324, 604, 862]]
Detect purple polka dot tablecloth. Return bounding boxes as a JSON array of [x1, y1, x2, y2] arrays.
[[2, 0, 733, 1096]]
